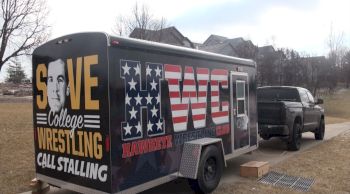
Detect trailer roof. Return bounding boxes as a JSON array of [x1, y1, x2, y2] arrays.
[[35, 32, 255, 68], [108, 33, 256, 68]]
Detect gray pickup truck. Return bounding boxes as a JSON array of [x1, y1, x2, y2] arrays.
[[257, 86, 325, 150]]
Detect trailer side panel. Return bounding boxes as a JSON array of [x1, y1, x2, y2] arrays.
[[108, 39, 257, 193]]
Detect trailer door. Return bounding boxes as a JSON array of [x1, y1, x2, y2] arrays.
[[230, 71, 250, 151], [32, 32, 111, 193]]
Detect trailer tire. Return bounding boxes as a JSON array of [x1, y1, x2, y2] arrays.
[[189, 145, 223, 194], [287, 122, 302, 151], [314, 118, 325, 140]]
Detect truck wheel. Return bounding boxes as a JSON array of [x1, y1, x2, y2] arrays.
[[315, 119, 325, 140], [188, 145, 223, 194], [287, 122, 302, 151]]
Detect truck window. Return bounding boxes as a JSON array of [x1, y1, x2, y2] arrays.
[[306, 91, 315, 103], [299, 90, 309, 103], [257, 88, 300, 102]]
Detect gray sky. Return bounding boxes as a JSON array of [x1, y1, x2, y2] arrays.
[[1, 0, 349, 82]]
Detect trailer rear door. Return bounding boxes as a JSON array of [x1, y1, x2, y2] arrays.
[[32, 32, 111, 193]]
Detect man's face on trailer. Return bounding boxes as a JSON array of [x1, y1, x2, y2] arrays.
[[47, 59, 69, 113]]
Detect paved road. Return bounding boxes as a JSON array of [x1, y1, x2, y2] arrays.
[[22, 122, 350, 194]]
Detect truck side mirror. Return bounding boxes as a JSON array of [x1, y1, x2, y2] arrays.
[[316, 98, 323, 104]]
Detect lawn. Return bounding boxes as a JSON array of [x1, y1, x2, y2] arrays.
[[0, 102, 34, 194], [323, 89, 350, 124]]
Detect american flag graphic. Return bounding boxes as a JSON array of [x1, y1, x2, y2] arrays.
[[120, 60, 164, 141], [210, 69, 229, 124], [164, 64, 210, 132]]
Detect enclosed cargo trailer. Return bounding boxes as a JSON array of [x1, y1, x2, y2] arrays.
[[32, 32, 258, 193]]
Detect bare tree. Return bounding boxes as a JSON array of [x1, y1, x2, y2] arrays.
[[0, 0, 50, 72], [325, 25, 348, 91], [6, 56, 26, 83], [326, 25, 347, 67], [342, 51, 350, 88], [112, 2, 168, 39]]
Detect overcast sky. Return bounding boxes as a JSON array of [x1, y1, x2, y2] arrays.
[[1, 0, 349, 82]]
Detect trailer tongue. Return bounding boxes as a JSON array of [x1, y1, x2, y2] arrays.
[[32, 32, 258, 194]]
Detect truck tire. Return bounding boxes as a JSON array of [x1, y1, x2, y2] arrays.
[[188, 145, 223, 194], [315, 118, 325, 140], [287, 122, 302, 151]]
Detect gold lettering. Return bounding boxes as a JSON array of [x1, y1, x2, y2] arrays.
[[72, 131, 79, 155], [64, 130, 71, 154], [84, 55, 99, 110], [36, 128, 104, 160], [46, 128, 52, 151], [94, 132, 102, 159], [84, 131, 93, 158], [36, 64, 47, 109], [58, 130, 65, 153], [77, 131, 84, 157], [37, 127, 46, 149], [67, 58, 82, 109], [52, 128, 58, 152]]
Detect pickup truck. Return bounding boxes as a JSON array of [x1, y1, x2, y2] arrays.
[[257, 86, 325, 151]]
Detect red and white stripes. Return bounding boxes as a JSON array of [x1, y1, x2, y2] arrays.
[[211, 69, 229, 124], [164, 64, 209, 132], [165, 64, 229, 132], [191, 68, 209, 129]]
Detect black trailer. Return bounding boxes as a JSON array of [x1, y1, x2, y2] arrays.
[[32, 32, 258, 194]]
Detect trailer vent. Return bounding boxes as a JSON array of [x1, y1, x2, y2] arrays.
[[258, 171, 314, 192]]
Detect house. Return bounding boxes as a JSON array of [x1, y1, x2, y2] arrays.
[[199, 35, 257, 59], [258, 45, 276, 58], [129, 26, 195, 48], [202, 35, 228, 46]]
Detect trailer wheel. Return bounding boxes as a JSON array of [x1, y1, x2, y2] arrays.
[[189, 145, 223, 194], [287, 122, 302, 151], [315, 118, 325, 140]]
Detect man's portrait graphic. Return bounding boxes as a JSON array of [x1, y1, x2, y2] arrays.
[[47, 59, 69, 113]]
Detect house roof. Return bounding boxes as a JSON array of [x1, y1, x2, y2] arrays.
[[258, 45, 275, 54], [203, 35, 228, 46], [200, 35, 255, 58], [129, 26, 194, 48], [226, 37, 245, 47]]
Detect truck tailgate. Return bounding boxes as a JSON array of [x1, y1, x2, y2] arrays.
[[258, 101, 286, 125]]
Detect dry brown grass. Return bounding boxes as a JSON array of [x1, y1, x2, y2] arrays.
[[0, 103, 34, 194], [214, 131, 350, 194], [326, 116, 350, 124], [323, 89, 350, 122]]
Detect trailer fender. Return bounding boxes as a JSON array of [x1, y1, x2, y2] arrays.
[[178, 138, 226, 179]]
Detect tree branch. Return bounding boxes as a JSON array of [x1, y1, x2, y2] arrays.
[[0, 0, 50, 71]]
